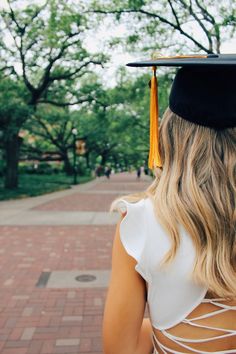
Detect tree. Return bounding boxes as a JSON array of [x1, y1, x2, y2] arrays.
[[0, 0, 106, 188], [76, 85, 125, 169], [90, 0, 236, 54], [25, 105, 77, 174], [0, 77, 31, 188], [22, 77, 107, 174]]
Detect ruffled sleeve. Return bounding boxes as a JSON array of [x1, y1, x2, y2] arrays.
[[113, 198, 149, 282]]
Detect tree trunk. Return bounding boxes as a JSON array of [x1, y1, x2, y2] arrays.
[[85, 152, 90, 168], [112, 155, 118, 167], [63, 153, 73, 175], [4, 134, 22, 189], [101, 152, 108, 166]]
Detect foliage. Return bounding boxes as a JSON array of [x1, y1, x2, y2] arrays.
[[18, 161, 63, 175], [0, 0, 106, 106], [23, 104, 75, 170], [0, 173, 94, 200], [19, 70, 171, 174], [0, 76, 31, 136], [21, 77, 106, 174]]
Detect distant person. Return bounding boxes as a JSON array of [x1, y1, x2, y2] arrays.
[[136, 167, 141, 179], [95, 165, 102, 177], [105, 167, 112, 179]]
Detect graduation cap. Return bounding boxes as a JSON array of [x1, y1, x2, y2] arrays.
[[127, 54, 236, 169]]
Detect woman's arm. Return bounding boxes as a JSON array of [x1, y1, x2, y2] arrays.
[[103, 219, 153, 354]]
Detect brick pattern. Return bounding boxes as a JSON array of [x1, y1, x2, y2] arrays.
[[0, 172, 152, 353], [33, 174, 150, 212], [33, 193, 121, 212], [0, 225, 110, 353]]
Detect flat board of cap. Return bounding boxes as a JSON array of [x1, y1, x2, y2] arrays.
[[127, 54, 236, 67]]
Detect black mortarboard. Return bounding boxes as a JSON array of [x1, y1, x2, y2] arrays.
[[127, 54, 236, 169]]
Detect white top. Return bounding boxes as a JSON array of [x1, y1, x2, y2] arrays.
[[115, 198, 236, 353], [116, 197, 210, 329]]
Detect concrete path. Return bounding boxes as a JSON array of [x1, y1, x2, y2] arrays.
[[0, 172, 151, 354]]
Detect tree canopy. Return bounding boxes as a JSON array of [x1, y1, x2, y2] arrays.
[[0, 0, 106, 106]]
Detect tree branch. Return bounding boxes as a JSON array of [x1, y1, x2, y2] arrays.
[[91, 8, 212, 53], [35, 34, 84, 97], [6, 0, 25, 33], [49, 60, 103, 81], [176, 0, 213, 52], [21, 144, 58, 156], [194, 0, 216, 24], [0, 65, 18, 78], [34, 116, 61, 148], [25, 39, 38, 52], [3, 3, 37, 93], [37, 97, 92, 107], [167, 0, 180, 27], [19, 37, 36, 94], [64, 129, 73, 145]]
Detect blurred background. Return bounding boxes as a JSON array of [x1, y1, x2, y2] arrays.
[[0, 0, 235, 199]]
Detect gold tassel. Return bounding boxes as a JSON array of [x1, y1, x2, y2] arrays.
[[148, 66, 162, 169]]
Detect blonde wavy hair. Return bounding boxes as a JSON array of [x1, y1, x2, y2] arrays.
[[115, 107, 236, 298]]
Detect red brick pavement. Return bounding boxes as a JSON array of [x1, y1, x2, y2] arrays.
[[0, 173, 152, 354], [33, 173, 150, 212], [0, 226, 113, 354], [33, 194, 121, 212]]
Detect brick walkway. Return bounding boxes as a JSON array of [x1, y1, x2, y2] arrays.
[[0, 172, 151, 354]]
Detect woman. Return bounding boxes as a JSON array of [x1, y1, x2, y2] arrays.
[[103, 56, 236, 354]]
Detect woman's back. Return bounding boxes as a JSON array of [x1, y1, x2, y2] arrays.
[[153, 296, 236, 353]]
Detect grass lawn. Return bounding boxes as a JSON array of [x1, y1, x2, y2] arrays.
[[0, 173, 94, 201]]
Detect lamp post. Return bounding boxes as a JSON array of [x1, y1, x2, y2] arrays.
[[71, 128, 78, 185]]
